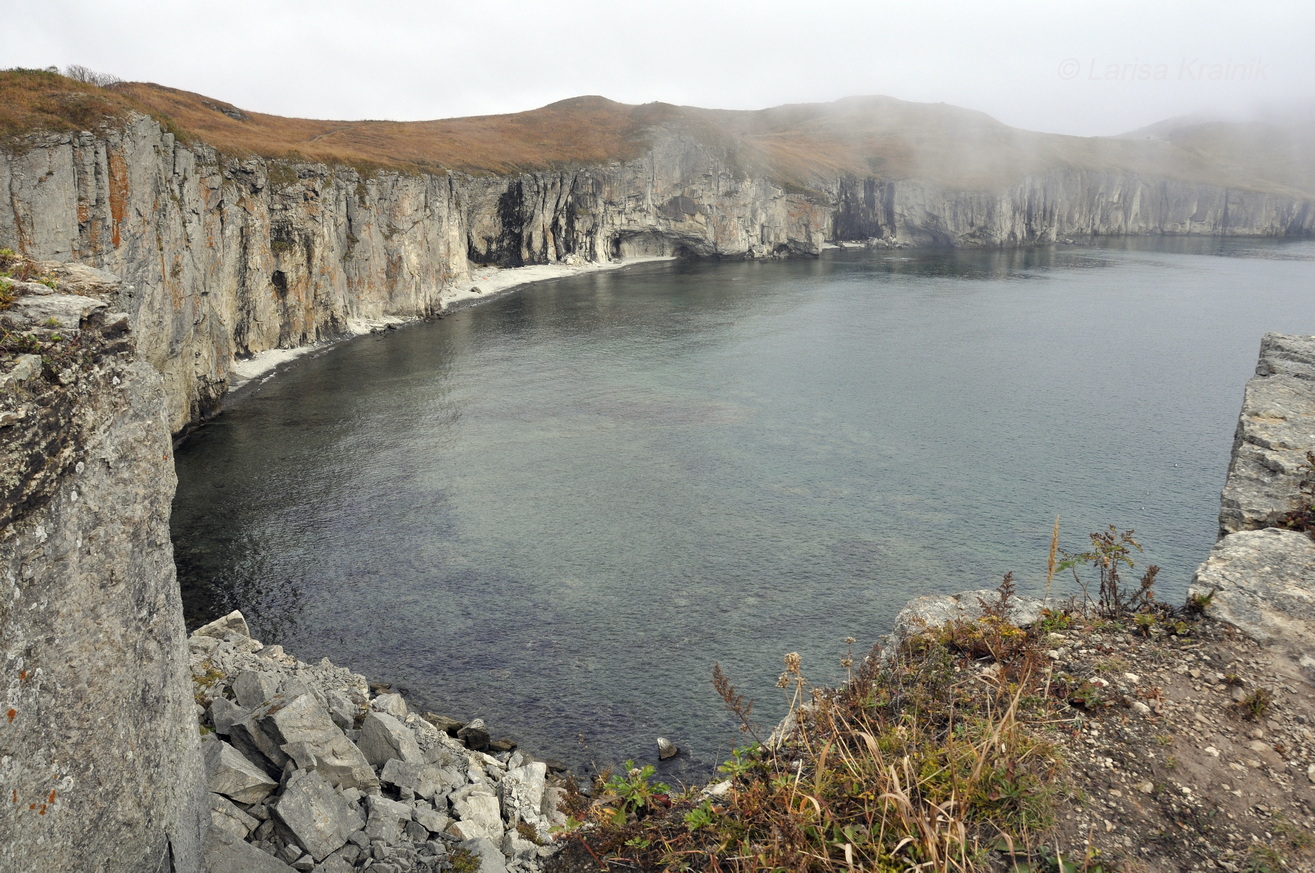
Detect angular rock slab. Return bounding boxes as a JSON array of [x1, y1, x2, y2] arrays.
[[501, 761, 550, 834], [272, 770, 365, 862], [204, 739, 278, 804], [1191, 528, 1315, 680], [233, 692, 378, 790], [380, 758, 462, 800], [449, 785, 504, 841], [1219, 333, 1315, 535], [209, 794, 260, 839], [365, 794, 414, 844], [233, 670, 283, 708], [193, 609, 252, 640], [359, 711, 423, 767], [205, 826, 297, 873]]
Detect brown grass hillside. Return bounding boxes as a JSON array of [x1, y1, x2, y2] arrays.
[[2, 68, 1311, 196]]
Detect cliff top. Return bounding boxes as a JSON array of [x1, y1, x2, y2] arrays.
[[548, 598, 1315, 873], [3, 68, 1313, 196]]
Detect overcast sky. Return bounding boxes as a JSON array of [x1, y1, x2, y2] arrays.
[[7, 0, 1313, 137]]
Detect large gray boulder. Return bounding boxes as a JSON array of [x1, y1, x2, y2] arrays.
[[364, 794, 415, 844], [359, 711, 424, 767], [271, 769, 365, 862], [204, 739, 278, 804], [449, 784, 505, 841], [232, 692, 379, 790], [1191, 528, 1315, 678], [1218, 333, 1315, 535], [205, 826, 297, 873]]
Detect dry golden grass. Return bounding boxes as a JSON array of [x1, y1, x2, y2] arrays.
[[2, 69, 1311, 197], [0, 68, 138, 141]]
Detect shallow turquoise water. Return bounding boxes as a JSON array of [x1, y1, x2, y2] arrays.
[[173, 239, 1315, 779]]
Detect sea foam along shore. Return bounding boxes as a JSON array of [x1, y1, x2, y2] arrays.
[[227, 256, 675, 390]]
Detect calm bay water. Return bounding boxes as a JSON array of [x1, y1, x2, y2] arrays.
[[173, 239, 1315, 778]]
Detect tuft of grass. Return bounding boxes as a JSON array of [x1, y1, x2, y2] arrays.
[[558, 528, 1209, 872], [567, 618, 1071, 872], [1239, 687, 1274, 721]]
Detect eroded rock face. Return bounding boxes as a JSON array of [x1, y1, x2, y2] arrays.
[[1191, 529, 1315, 663], [4, 116, 1307, 435], [0, 280, 206, 872], [830, 173, 1315, 247], [1218, 333, 1315, 535], [1192, 333, 1315, 683]]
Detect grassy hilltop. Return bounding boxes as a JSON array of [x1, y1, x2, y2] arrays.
[[3, 67, 1313, 197]]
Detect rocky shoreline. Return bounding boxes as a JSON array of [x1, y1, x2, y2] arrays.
[[191, 610, 565, 873]]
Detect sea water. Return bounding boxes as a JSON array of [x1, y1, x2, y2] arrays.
[[173, 238, 1315, 778]]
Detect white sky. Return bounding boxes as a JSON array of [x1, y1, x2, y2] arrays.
[[6, 0, 1313, 137]]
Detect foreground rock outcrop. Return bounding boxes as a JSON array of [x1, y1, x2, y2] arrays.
[[190, 611, 564, 873], [1217, 333, 1315, 535], [1193, 333, 1315, 681], [0, 271, 206, 872]]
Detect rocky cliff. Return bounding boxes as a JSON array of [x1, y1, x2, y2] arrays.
[[0, 263, 206, 872], [1192, 334, 1315, 681], [2, 77, 1312, 433], [831, 172, 1315, 246], [0, 118, 831, 432]]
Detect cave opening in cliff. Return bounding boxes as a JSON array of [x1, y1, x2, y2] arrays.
[[270, 270, 288, 296]]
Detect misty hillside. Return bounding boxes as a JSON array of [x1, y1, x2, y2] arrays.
[[2, 68, 1312, 197]]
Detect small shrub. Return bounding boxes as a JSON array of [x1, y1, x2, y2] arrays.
[[1060, 527, 1159, 618], [1239, 687, 1273, 721], [446, 847, 481, 873], [62, 65, 122, 88], [603, 761, 671, 824]]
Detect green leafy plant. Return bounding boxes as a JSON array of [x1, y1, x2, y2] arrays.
[[684, 802, 717, 832], [1059, 527, 1159, 618], [604, 761, 671, 824]]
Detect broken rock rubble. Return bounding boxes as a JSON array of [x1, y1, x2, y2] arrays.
[[191, 610, 566, 873]]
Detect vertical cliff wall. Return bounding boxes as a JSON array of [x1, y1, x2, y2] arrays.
[[1, 113, 1311, 435], [831, 173, 1315, 246], [0, 119, 831, 433], [1192, 334, 1315, 680], [0, 117, 470, 433], [0, 266, 206, 872]]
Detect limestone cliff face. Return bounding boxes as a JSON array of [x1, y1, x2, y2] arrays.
[[462, 131, 829, 265], [1192, 334, 1315, 680], [0, 120, 829, 433], [832, 173, 1315, 246], [0, 269, 206, 872], [0, 116, 469, 433], [1, 114, 1311, 434], [1217, 334, 1315, 536]]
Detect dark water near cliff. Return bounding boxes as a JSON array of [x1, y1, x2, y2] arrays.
[[173, 239, 1315, 779]]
